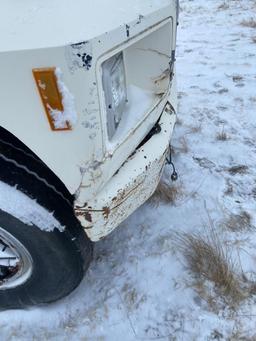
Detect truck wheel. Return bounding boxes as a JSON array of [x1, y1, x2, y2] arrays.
[[0, 139, 93, 310], [0, 205, 92, 310]]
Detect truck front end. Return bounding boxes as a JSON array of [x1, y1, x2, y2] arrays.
[[74, 1, 179, 240], [0, 0, 178, 242], [0, 0, 179, 308]]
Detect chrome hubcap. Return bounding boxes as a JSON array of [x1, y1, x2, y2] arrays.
[[0, 227, 33, 289]]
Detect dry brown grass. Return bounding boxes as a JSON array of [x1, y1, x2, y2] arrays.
[[189, 124, 202, 134], [218, 2, 229, 10], [175, 229, 244, 307], [225, 211, 253, 232], [150, 180, 182, 206], [228, 330, 256, 341], [175, 202, 256, 311], [228, 165, 249, 175], [178, 136, 189, 154], [218, 87, 229, 94], [252, 187, 256, 199], [241, 18, 256, 28], [216, 129, 229, 141], [232, 75, 244, 83], [193, 156, 215, 170], [175, 117, 183, 126], [224, 180, 234, 196], [174, 203, 251, 309], [172, 137, 189, 154]]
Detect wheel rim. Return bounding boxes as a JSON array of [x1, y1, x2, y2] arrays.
[[0, 227, 33, 289]]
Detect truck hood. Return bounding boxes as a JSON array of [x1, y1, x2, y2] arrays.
[[0, 0, 171, 53]]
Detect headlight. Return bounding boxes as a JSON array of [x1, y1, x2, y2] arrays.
[[101, 20, 173, 143], [102, 52, 127, 139]]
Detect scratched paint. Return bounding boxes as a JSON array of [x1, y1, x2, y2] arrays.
[[66, 41, 93, 73], [74, 105, 176, 241], [75, 150, 168, 241]]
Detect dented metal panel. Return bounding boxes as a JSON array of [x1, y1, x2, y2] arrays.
[[74, 102, 176, 241]]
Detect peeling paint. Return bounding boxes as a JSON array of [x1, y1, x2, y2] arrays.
[[136, 14, 144, 25], [75, 144, 168, 239], [66, 41, 92, 72], [102, 206, 110, 219], [74, 102, 177, 241], [125, 24, 130, 38]]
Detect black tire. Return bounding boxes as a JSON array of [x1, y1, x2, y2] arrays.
[[0, 137, 93, 310], [0, 209, 91, 309]]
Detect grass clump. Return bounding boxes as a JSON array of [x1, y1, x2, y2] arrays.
[[189, 124, 202, 134], [150, 180, 182, 206], [228, 165, 249, 175], [175, 229, 244, 307], [225, 211, 253, 232], [232, 75, 244, 83], [216, 129, 229, 141], [177, 136, 189, 154], [241, 18, 256, 28], [175, 117, 183, 126], [218, 2, 229, 10]]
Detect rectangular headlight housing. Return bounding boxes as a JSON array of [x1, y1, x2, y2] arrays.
[[101, 19, 173, 143], [102, 52, 127, 139]]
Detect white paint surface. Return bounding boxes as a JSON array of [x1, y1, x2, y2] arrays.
[[0, 0, 172, 52]]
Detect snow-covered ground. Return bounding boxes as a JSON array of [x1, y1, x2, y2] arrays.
[[1, 0, 256, 339]]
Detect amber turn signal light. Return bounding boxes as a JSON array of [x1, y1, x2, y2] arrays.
[[33, 68, 71, 131]]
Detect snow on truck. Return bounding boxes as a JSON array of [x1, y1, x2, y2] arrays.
[[0, 0, 179, 309]]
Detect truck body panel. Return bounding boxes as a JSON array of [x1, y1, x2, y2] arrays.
[[0, 0, 178, 240], [0, 0, 172, 53]]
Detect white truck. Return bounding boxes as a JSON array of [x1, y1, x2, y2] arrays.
[[0, 0, 178, 309]]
